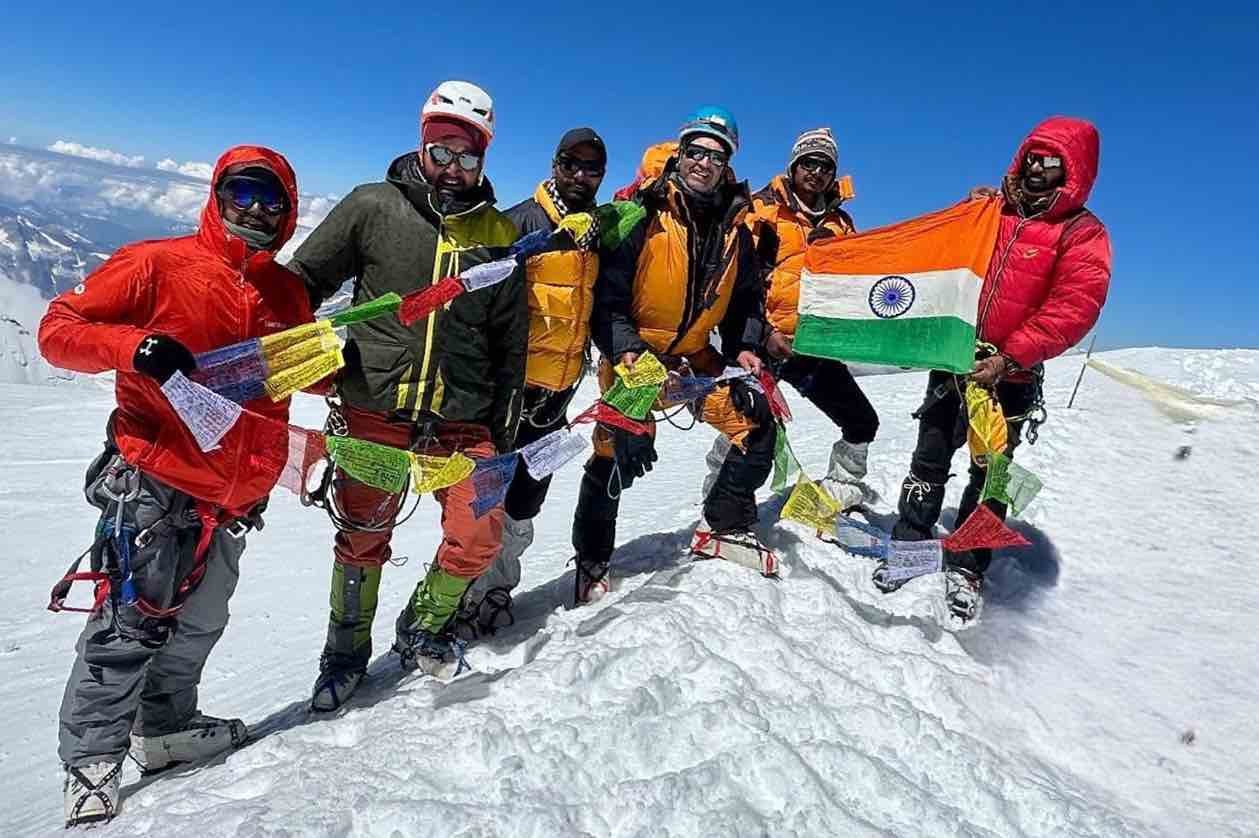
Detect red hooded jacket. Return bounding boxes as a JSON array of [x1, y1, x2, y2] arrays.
[[977, 117, 1112, 369], [38, 145, 313, 513]]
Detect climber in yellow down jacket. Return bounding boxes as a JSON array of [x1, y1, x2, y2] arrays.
[[571, 107, 779, 605], [455, 128, 609, 636]]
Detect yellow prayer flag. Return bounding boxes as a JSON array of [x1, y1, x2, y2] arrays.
[[259, 321, 336, 356], [410, 452, 477, 494], [556, 212, 594, 243], [263, 330, 342, 372], [965, 381, 1008, 463], [781, 476, 841, 531], [613, 351, 668, 388], [263, 347, 344, 402]]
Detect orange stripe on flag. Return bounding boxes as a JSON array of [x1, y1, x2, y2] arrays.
[[804, 197, 1003, 278]]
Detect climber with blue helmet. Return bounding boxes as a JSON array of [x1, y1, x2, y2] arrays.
[[569, 106, 778, 602]]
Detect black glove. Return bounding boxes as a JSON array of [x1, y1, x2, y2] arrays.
[[133, 334, 196, 383], [727, 379, 772, 425], [612, 425, 657, 490]]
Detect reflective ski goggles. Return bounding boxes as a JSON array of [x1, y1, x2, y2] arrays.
[[795, 156, 836, 175], [681, 144, 730, 168], [217, 175, 289, 214], [555, 155, 606, 178], [1024, 151, 1063, 170], [425, 143, 483, 172]]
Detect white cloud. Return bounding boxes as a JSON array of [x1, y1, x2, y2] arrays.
[[278, 193, 339, 259], [48, 140, 145, 168], [156, 158, 214, 181], [0, 149, 203, 224], [0, 147, 338, 253], [6, 138, 15, 145], [96, 179, 205, 223]]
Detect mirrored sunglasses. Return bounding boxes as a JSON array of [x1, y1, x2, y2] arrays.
[[426, 143, 483, 172], [217, 176, 289, 214]]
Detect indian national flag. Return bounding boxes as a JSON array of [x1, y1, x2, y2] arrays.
[[794, 197, 1002, 374]]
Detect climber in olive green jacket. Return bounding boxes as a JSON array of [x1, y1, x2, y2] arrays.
[[287, 80, 527, 711]]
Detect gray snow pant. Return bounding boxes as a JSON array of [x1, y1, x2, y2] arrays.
[[58, 450, 247, 767]]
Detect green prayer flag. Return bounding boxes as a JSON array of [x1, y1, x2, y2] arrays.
[[326, 435, 411, 494], [329, 293, 403, 327], [981, 451, 1043, 516], [602, 378, 661, 420], [772, 426, 801, 493], [598, 201, 647, 250]]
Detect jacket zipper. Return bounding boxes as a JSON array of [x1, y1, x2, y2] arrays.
[[222, 264, 252, 508], [665, 200, 702, 356]]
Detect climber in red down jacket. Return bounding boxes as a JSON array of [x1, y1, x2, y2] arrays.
[[39, 145, 312, 827], [883, 116, 1112, 622]]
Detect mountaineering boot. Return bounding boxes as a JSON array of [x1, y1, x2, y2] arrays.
[[311, 563, 381, 712], [690, 519, 778, 576], [700, 435, 733, 501], [454, 515, 531, 639], [573, 555, 610, 606], [393, 565, 471, 678], [311, 667, 364, 714], [819, 439, 876, 510], [393, 617, 465, 679], [129, 713, 247, 773], [571, 456, 618, 607], [945, 567, 984, 623], [63, 761, 122, 828]]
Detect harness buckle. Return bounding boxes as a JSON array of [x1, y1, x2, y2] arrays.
[[224, 520, 250, 539]]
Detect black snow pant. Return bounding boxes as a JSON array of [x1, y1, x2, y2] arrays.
[[503, 385, 576, 521], [778, 355, 879, 444], [58, 447, 249, 767], [572, 414, 777, 566], [890, 370, 1037, 576]]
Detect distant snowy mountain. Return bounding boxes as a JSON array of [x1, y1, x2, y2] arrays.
[[0, 204, 113, 298], [0, 270, 70, 385]]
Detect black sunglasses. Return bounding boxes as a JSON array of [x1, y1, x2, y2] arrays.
[[1024, 151, 1063, 171], [218, 175, 289, 214], [682, 144, 730, 168], [796, 156, 836, 175], [555, 156, 606, 178], [426, 143, 483, 172]]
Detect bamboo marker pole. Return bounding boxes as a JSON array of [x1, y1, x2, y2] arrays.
[[1067, 333, 1098, 409]]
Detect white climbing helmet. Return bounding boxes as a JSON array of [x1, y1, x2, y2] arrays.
[[420, 80, 495, 146]]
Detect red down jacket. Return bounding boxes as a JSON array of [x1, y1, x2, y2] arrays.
[[977, 116, 1112, 369], [38, 145, 313, 514]]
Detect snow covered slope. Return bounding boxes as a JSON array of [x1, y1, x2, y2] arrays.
[[0, 348, 1255, 836]]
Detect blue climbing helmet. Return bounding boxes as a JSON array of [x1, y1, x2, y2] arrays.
[[679, 106, 740, 155]]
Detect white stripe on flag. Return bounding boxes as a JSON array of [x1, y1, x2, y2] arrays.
[[799, 267, 982, 326]]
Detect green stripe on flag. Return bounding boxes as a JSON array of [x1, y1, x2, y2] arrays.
[[793, 314, 976, 373]]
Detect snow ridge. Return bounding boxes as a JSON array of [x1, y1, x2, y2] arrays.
[[1, 349, 1255, 836]]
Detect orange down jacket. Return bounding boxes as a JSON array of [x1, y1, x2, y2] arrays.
[[748, 175, 855, 336], [38, 146, 313, 513], [594, 161, 763, 362]]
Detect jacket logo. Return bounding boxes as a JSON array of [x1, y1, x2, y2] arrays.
[[869, 276, 916, 319], [1022, 247, 1041, 258], [73, 283, 86, 295]]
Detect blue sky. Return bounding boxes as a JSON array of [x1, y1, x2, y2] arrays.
[[2, 1, 1256, 349]]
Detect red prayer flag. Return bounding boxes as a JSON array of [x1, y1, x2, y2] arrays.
[[570, 401, 652, 435], [942, 504, 1031, 553], [758, 370, 793, 423], [399, 276, 464, 325]]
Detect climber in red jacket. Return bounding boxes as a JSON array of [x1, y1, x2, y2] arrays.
[[883, 116, 1112, 622], [39, 145, 311, 827]]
